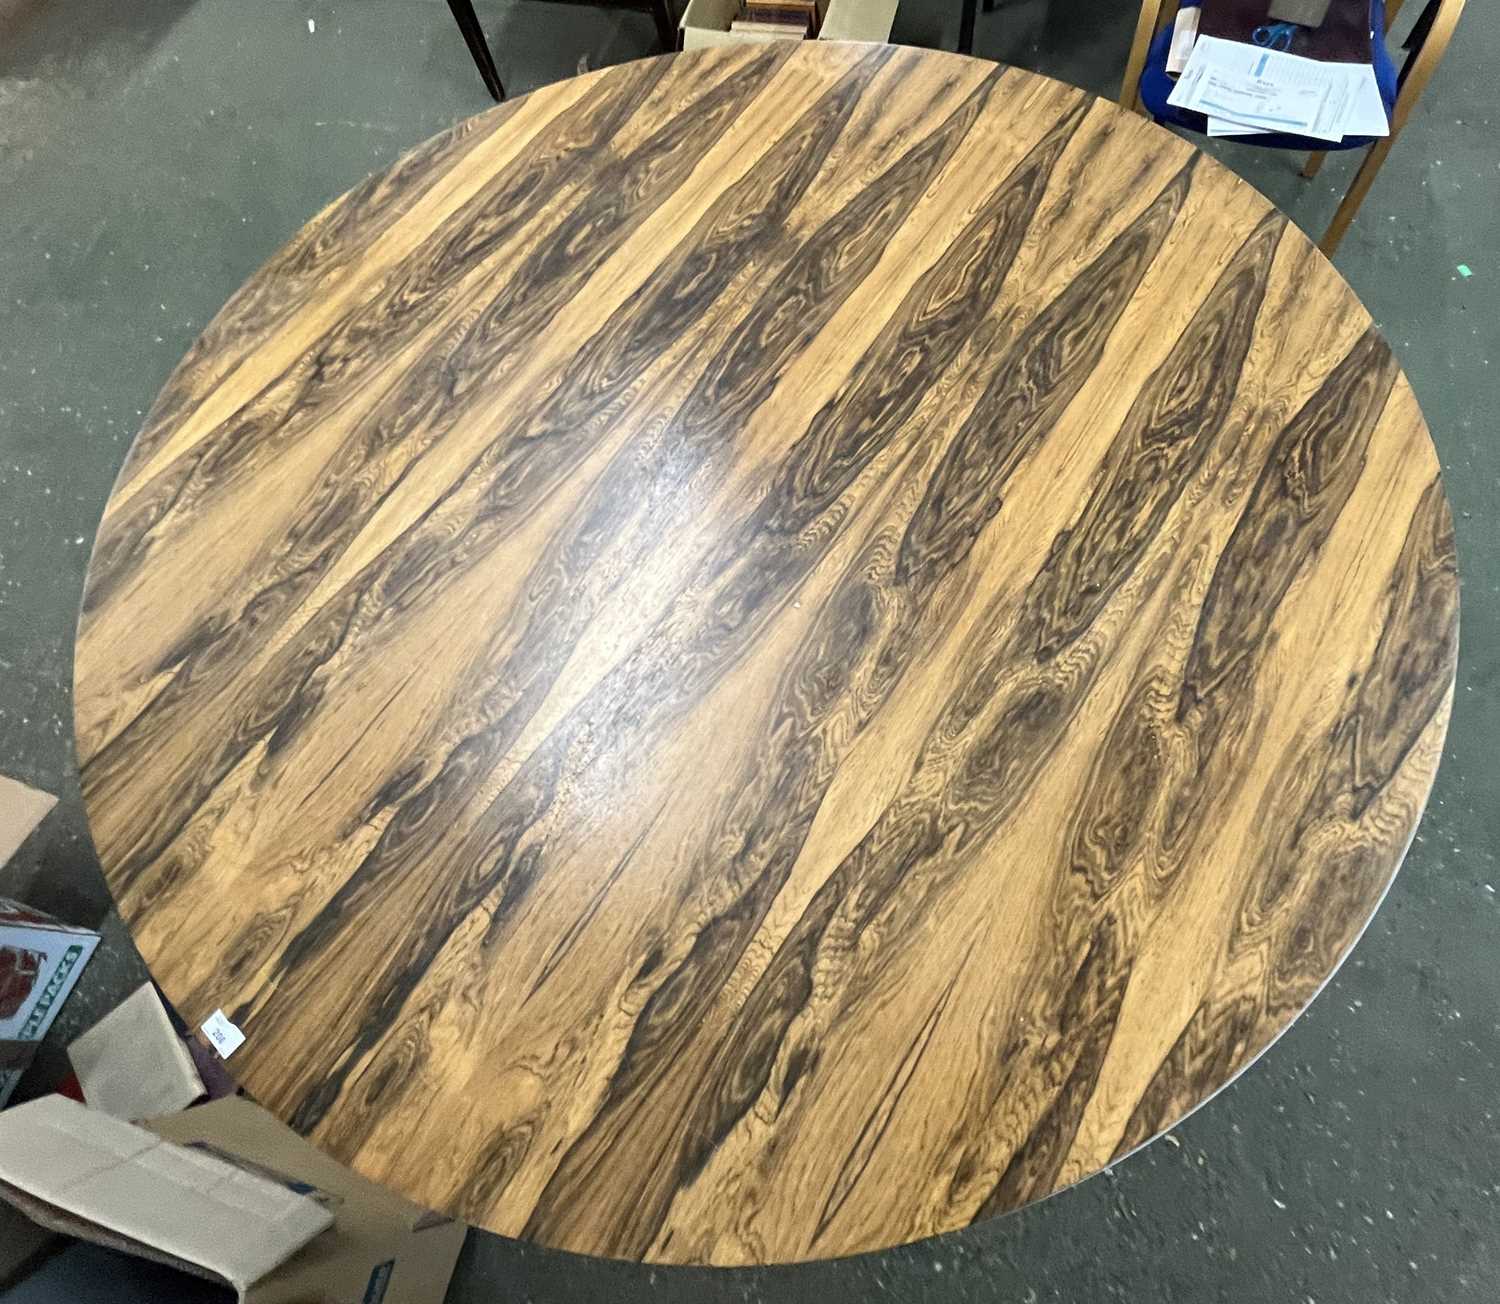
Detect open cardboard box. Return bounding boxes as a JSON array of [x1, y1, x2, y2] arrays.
[[0, 1094, 466, 1304], [0, 775, 463, 1302], [0, 1095, 332, 1299], [680, 0, 898, 48], [68, 982, 208, 1122]]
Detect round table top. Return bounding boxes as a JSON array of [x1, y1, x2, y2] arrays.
[[76, 43, 1459, 1266]]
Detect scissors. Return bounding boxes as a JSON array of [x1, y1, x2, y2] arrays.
[[1252, 20, 1299, 50]]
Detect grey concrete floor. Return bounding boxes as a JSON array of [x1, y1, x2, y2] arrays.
[[0, 1, 1495, 1301]]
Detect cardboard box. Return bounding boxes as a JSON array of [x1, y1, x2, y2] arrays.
[[0, 1095, 466, 1304], [149, 1098, 467, 1304], [0, 777, 54, 869], [1, 776, 101, 1108], [0, 903, 101, 1107], [69, 982, 206, 1121], [680, 0, 897, 48], [0, 1095, 333, 1299]]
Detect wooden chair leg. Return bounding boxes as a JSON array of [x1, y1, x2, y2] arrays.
[[1389, 0, 1465, 136], [1120, 0, 1170, 115], [1319, 139, 1391, 255], [1305, 0, 1418, 191], [446, 0, 505, 101], [1320, 0, 1464, 253]]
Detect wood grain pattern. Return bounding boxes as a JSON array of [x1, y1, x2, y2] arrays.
[[74, 45, 1459, 1265]]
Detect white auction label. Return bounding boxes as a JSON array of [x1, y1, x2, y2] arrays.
[[200, 1009, 246, 1059]]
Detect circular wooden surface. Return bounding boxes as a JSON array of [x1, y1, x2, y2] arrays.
[[76, 44, 1458, 1265]]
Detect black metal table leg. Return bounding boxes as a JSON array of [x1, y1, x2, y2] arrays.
[[651, 0, 678, 50], [446, 0, 506, 101], [959, 0, 978, 53]]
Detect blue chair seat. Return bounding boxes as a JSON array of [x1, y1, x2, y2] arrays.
[[1138, 0, 1398, 151]]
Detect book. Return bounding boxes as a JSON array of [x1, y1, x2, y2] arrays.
[[745, 0, 818, 15], [731, 17, 810, 36], [745, 0, 819, 34]]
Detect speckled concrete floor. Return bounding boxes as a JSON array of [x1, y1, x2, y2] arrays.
[[0, 2, 1495, 1301]]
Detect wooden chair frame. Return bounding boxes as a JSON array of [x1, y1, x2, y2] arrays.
[[1119, 0, 1467, 254]]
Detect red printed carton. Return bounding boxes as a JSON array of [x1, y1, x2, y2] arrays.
[[0, 777, 101, 1107]]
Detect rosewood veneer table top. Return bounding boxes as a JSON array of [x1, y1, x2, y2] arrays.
[[74, 44, 1459, 1266]]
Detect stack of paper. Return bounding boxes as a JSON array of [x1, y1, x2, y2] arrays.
[[1168, 34, 1389, 141]]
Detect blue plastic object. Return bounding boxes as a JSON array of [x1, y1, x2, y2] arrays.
[[1138, 0, 1398, 152], [1252, 20, 1300, 49]]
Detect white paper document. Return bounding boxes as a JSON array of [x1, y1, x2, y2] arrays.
[[1166, 5, 1200, 76], [1169, 35, 1389, 143], [1206, 117, 1272, 137], [1339, 61, 1390, 137]]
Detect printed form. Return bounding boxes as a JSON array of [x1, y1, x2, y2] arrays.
[[1168, 35, 1388, 142]]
